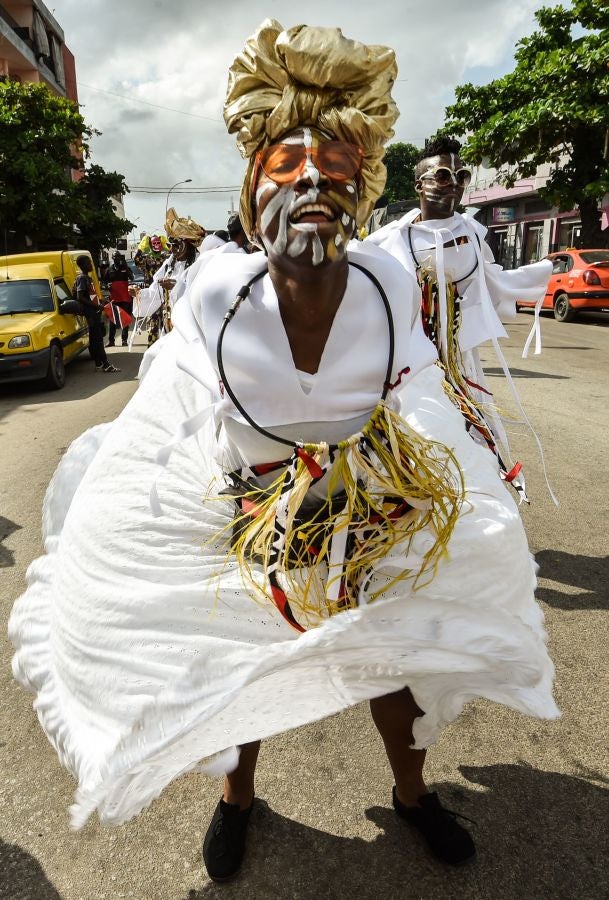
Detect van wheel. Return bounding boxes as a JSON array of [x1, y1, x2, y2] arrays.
[[44, 343, 66, 389], [554, 293, 576, 322]]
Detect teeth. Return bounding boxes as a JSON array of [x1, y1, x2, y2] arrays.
[[291, 203, 334, 222]]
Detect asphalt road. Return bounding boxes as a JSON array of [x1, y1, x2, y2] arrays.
[[1, 317, 608, 900]]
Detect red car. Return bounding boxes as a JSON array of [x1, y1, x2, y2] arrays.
[[518, 248, 609, 322]]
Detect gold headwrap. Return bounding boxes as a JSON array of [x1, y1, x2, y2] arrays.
[[224, 19, 399, 238], [164, 208, 206, 246]]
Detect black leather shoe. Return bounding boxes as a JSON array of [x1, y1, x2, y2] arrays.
[[393, 787, 476, 866], [203, 797, 254, 882]]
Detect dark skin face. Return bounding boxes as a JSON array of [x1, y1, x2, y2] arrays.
[[159, 239, 193, 288], [415, 152, 466, 220], [253, 127, 359, 374]]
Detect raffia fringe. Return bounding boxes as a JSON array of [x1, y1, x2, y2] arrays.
[[209, 403, 464, 626]]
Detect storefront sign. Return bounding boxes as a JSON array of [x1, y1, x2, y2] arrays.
[[493, 207, 516, 223]]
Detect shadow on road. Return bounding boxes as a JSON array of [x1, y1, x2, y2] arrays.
[[0, 838, 62, 899], [484, 367, 569, 380], [517, 310, 609, 328], [0, 516, 22, 568], [536, 550, 609, 610], [184, 763, 608, 900]]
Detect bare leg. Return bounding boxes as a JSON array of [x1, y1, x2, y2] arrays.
[[223, 740, 261, 810], [370, 687, 427, 807]]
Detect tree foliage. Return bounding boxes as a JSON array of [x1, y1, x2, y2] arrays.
[[443, 0, 609, 246], [0, 80, 132, 256], [73, 165, 132, 263], [383, 142, 420, 203]]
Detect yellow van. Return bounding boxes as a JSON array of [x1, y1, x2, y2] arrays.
[[0, 250, 101, 389]]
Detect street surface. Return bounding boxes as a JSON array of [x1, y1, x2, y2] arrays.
[[1, 319, 608, 900]]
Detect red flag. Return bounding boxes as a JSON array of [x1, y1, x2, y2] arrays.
[[103, 303, 134, 328]]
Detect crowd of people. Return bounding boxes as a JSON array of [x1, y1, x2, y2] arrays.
[[90, 213, 254, 356], [10, 18, 557, 887]]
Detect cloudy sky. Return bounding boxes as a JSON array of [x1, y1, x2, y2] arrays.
[[50, 0, 550, 236]]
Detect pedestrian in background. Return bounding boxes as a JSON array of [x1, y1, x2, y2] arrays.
[[74, 255, 120, 374], [105, 252, 133, 347]]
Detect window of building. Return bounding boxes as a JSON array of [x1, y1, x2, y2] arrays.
[[524, 223, 544, 263], [558, 220, 581, 250]]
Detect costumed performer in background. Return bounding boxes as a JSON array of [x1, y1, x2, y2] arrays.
[[367, 136, 553, 501], [134, 212, 204, 345], [9, 19, 558, 886]]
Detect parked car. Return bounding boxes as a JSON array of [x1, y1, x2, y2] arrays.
[[126, 258, 146, 287], [0, 251, 101, 389], [517, 249, 609, 322]]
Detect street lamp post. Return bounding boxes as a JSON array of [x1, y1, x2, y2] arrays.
[[165, 179, 192, 215]]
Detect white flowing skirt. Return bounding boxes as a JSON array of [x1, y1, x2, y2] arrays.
[[9, 346, 558, 828]]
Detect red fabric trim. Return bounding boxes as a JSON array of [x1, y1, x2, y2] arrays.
[[270, 583, 306, 633], [240, 497, 261, 516], [251, 460, 287, 475], [385, 366, 411, 391], [503, 462, 523, 483], [296, 448, 324, 480], [465, 377, 493, 396]]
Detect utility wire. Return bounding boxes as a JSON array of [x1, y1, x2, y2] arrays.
[[128, 187, 240, 194], [78, 82, 224, 124]]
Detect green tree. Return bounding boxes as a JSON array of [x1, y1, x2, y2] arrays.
[[443, 0, 609, 247], [73, 165, 132, 264], [383, 142, 420, 204], [0, 80, 132, 255]]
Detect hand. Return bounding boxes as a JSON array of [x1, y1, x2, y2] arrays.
[[158, 278, 176, 290]]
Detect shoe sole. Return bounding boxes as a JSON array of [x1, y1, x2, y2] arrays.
[[206, 871, 241, 883]]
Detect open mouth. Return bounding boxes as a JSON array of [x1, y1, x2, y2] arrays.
[[290, 202, 336, 224]]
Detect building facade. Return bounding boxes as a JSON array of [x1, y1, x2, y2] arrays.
[[0, 0, 76, 101], [463, 165, 609, 269]]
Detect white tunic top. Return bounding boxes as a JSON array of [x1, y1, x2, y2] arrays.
[[367, 210, 552, 352], [172, 243, 436, 479]]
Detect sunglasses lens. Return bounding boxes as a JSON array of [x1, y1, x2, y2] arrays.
[[456, 169, 472, 187], [433, 167, 453, 186], [317, 142, 362, 181], [260, 145, 304, 182], [260, 141, 362, 184]]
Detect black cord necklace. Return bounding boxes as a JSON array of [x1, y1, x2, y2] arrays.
[[216, 261, 395, 449]]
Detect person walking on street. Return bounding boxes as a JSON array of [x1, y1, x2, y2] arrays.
[[105, 252, 134, 347], [74, 255, 120, 373]]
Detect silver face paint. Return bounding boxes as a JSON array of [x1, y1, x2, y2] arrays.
[[311, 233, 324, 265]]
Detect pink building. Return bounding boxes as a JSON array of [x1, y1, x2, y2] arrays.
[[0, 0, 77, 101], [463, 169, 609, 269]]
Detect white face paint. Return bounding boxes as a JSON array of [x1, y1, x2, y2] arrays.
[[254, 127, 358, 266], [419, 154, 461, 218]]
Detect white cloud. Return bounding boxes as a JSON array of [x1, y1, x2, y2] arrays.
[[50, 0, 548, 233]]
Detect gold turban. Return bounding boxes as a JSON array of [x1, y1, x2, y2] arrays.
[[224, 19, 399, 238], [164, 208, 206, 246]]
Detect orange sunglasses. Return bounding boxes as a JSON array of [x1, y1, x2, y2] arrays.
[[254, 141, 364, 185]]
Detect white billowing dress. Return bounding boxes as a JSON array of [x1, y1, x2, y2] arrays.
[[9, 243, 558, 829]]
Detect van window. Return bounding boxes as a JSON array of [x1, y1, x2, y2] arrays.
[[54, 280, 72, 302], [0, 280, 54, 314]]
